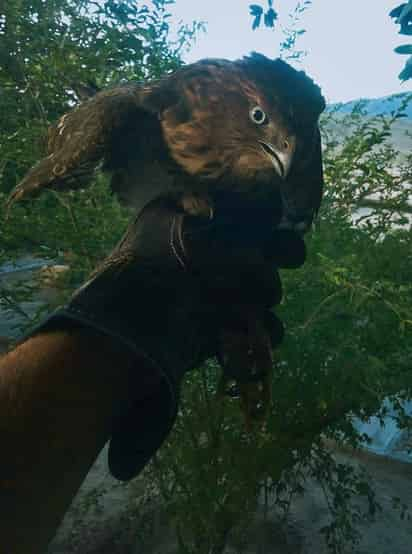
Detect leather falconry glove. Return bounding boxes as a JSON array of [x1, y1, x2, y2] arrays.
[[28, 192, 306, 481]]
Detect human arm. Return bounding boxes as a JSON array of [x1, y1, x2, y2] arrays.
[[0, 328, 140, 554], [0, 196, 305, 553]]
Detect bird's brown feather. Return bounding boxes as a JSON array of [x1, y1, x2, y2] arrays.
[[7, 53, 325, 226], [6, 53, 326, 428]]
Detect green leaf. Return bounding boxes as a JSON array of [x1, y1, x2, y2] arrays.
[[395, 44, 412, 54]]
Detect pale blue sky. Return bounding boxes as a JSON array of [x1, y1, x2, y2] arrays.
[[169, 0, 411, 103]]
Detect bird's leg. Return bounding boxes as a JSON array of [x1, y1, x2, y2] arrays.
[[218, 315, 273, 432], [238, 372, 273, 432], [181, 192, 214, 219], [241, 317, 273, 431]]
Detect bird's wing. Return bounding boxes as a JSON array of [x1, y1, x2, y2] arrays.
[[7, 84, 159, 207]]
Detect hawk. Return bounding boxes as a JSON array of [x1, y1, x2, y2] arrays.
[[7, 53, 325, 427], [7, 53, 325, 231]]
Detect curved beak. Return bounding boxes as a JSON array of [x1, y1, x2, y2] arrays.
[[258, 140, 295, 179]]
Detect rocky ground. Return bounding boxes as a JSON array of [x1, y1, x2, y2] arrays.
[[45, 444, 412, 554]]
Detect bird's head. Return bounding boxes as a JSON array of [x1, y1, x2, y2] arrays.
[[145, 53, 326, 232]]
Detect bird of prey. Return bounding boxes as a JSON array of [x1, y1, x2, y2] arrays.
[[7, 52, 325, 232], [7, 53, 325, 428]]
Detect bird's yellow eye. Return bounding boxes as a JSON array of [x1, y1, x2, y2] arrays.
[[250, 106, 268, 125]]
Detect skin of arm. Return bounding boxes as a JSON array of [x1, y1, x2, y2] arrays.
[[0, 328, 158, 554]]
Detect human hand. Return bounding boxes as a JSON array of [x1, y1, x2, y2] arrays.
[[31, 193, 305, 480]]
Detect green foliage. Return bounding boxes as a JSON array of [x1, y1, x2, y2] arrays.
[[390, 1, 412, 81], [249, 1, 278, 31], [0, 178, 130, 334], [279, 1, 312, 61], [248, 1, 312, 61], [1, 2, 412, 553], [0, 0, 202, 193]]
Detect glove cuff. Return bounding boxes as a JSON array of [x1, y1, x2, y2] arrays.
[[26, 306, 181, 481]]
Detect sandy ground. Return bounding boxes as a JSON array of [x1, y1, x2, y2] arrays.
[[45, 444, 412, 554]]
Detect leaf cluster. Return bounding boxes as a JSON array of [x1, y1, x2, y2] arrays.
[[249, 0, 278, 31], [390, 1, 412, 80], [0, 0, 201, 194], [248, 1, 312, 61]]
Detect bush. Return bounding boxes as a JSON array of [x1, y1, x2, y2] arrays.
[[1, 2, 412, 552]]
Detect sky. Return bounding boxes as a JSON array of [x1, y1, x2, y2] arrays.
[[169, 0, 412, 103]]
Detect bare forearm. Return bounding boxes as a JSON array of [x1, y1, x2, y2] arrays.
[[0, 329, 140, 554]]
